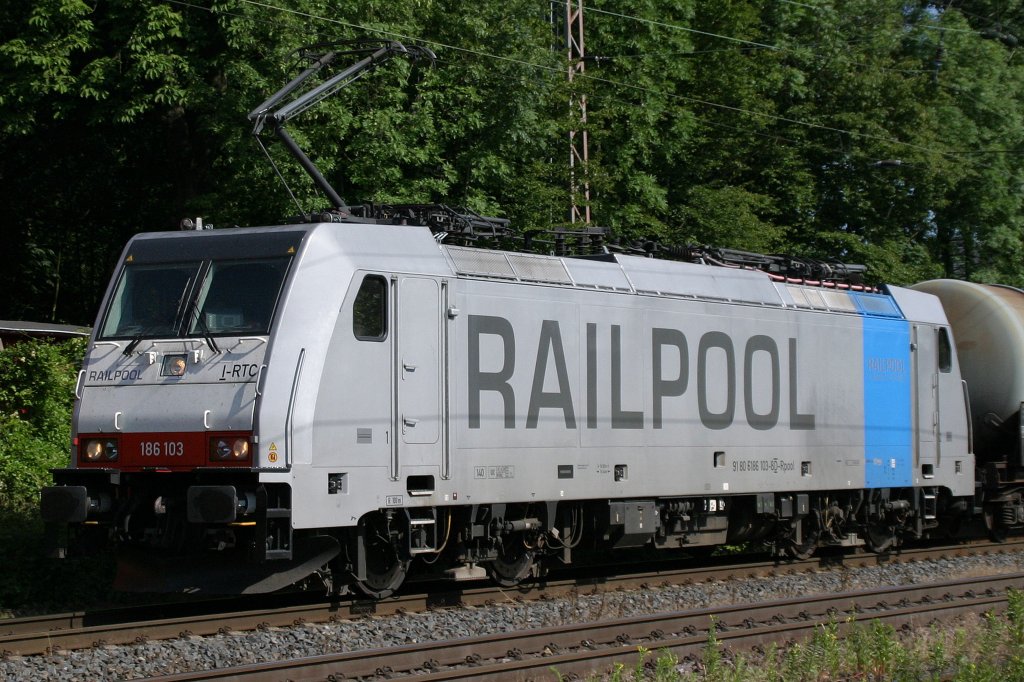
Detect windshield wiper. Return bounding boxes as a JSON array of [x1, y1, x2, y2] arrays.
[[123, 335, 144, 356], [189, 300, 221, 354]]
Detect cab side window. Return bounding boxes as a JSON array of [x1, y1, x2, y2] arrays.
[[938, 327, 952, 373], [353, 275, 387, 341]]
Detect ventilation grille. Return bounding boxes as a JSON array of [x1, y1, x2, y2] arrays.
[[782, 284, 902, 317], [446, 246, 516, 278], [445, 246, 571, 284], [506, 253, 572, 283]]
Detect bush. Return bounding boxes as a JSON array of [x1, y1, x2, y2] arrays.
[[0, 337, 121, 615], [0, 337, 86, 511]]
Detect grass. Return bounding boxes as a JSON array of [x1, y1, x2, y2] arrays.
[[559, 589, 1024, 681]]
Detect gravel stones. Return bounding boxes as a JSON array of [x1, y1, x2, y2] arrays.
[[3, 550, 1023, 681]]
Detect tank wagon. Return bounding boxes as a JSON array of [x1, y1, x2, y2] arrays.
[[39, 220, 979, 595], [913, 280, 1024, 540]]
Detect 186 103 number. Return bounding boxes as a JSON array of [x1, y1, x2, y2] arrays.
[[140, 441, 184, 457]]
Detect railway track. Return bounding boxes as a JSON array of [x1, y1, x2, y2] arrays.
[[2, 538, 1021, 659], [141, 572, 1024, 681]]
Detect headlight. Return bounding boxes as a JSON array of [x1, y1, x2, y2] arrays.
[[82, 438, 119, 462], [210, 437, 250, 463], [161, 354, 188, 377]]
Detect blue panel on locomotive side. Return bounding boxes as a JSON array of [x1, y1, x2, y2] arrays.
[[861, 315, 912, 488]]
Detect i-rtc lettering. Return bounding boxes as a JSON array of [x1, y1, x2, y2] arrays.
[[219, 363, 260, 381]]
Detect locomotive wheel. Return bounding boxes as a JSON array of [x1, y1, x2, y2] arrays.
[[355, 514, 410, 599], [864, 523, 896, 553], [356, 554, 409, 599], [784, 519, 820, 560], [487, 537, 535, 587], [984, 504, 1009, 543]]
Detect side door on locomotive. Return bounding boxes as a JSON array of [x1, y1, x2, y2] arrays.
[[314, 273, 445, 490], [912, 323, 965, 475]]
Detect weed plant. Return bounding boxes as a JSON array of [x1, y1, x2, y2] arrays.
[[558, 589, 1024, 681]]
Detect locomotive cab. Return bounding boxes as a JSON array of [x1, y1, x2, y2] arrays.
[[40, 227, 340, 592]]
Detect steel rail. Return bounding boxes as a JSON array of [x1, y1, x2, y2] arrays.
[[2, 537, 1021, 657], [141, 572, 1024, 681]]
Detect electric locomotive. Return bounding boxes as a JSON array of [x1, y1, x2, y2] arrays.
[[37, 39, 999, 596], [39, 219, 979, 595]]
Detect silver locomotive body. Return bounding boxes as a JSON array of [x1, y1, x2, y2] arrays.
[[42, 222, 975, 594]]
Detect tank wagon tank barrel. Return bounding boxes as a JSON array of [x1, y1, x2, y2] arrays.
[[913, 280, 1024, 538]]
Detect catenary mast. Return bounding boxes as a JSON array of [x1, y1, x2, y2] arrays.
[[565, 0, 591, 225]]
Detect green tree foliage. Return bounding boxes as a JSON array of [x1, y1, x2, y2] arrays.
[[0, 338, 86, 511], [3, 0, 1024, 325]]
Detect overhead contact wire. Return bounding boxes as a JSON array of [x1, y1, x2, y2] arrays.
[[170, 0, 1011, 157], [224, 0, 950, 157]]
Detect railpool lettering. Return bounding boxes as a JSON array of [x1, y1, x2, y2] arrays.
[[697, 331, 735, 430], [526, 320, 575, 428], [467, 315, 516, 428], [651, 327, 687, 429], [87, 369, 143, 382], [611, 325, 643, 429], [467, 315, 816, 431], [744, 335, 779, 430]]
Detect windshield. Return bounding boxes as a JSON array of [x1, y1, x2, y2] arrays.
[[100, 264, 199, 339], [189, 259, 290, 335], [99, 257, 291, 340]]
